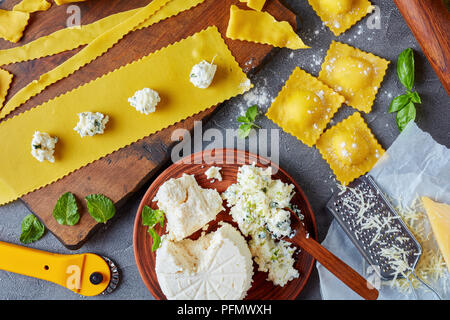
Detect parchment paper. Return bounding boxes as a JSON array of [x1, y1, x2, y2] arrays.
[[317, 122, 450, 300]]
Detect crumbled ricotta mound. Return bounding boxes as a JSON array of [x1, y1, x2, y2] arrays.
[[222, 164, 299, 286], [205, 166, 222, 181], [128, 88, 160, 115], [155, 223, 254, 300], [153, 174, 224, 241], [189, 60, 217, 89], [73, 112, 109, 137], [31, 131, 58, 163]]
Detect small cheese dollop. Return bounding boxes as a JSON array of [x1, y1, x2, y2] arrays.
[[31, 131, 58, 163], [189, 60, 217, 89], [74, 112, 109, 137], [128, 88, 160, 115], [205, 166, 222, 181]]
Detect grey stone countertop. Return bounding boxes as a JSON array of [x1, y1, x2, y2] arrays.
[[0, 0, 449, 300]]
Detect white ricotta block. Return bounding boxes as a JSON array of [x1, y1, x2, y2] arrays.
[[154, 174, 224, 241], [155, 223, 254, 300]]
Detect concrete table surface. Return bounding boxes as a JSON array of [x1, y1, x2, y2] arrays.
[[0, 0, 449, 300]]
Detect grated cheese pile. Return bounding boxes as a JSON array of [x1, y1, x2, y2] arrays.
[[337, 184, 447, 293]]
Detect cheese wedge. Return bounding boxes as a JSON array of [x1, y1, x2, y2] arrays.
[[155, 223, 254, 300], [422, 197, 450, 272]]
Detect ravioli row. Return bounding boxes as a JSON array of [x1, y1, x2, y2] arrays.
[[267, 41, 390, 186]]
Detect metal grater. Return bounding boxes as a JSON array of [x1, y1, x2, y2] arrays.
[[325, 175, 422, 280]]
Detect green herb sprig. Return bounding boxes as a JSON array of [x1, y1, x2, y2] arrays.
[[141, 205, 165, 251], [237, 105, 260, 138], [85, 194, 116, 224], [20, 214, 45, 244], [53, 192, 80, 226], [389, 48, 421, 131]]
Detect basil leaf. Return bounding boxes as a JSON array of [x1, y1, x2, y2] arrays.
[[148, 228, 162, 251], [236, 116, 249, 123], [20, 214, 45, 244], [53, 192, 80, 226], [245, 105, 259, 122], [389, 93, 411, 113], [397, 48, 415, 91], [238, 123, 253, 139], [408, 91, 421, 104], [396, 101, 416, 131], [85, 194, 115, 223], [142, 205, 165, 228]]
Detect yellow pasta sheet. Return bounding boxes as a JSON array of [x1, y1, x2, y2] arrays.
[[318, 41, 389, 113], [0, 69, 13, 109], [54, 0, 88, 5], [0, 0, 172, 119], [0, 26, 252, 205], [316, 112, 384, 186], [240, 0, 266, 11], [226, 5, 309, 50], [0, 9, 30, 43], [307, 0, 373, 36], [266, 67, 345, 147], [13, 0, 52, 13], [0, 0, 205, 66]]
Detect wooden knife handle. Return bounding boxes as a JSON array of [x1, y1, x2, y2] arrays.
[[293, 235, 379, 300], [393, 0, 450, 94]]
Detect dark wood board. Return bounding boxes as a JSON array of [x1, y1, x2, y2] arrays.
[[0, 0, 298, 249], [133, 149, 318, 300]]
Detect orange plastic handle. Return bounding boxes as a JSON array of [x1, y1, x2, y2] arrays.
[[0, 241, 111, 296]]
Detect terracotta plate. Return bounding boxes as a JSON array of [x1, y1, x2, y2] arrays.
[[133, 149, 318, 300]]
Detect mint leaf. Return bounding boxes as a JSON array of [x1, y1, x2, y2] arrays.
[[237, 116, 249, 123], [238, 123, 253, 139], [85, 194, 115, 223], [397, 48, 415, 91], [245, 105, 259, 122], [53, 192, 80, 226], [141, 205, 165, 251], [142, 205, 165, 228], [20, 214, 45, 244], [396, 101, 416, 131], [389, 93, 411, 113], [408, 91, 421, 104], [148, 228, 162, 252]]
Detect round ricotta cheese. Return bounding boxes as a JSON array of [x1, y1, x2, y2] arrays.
[[155, 223, 254, 300], [189, 60, 217, 89]]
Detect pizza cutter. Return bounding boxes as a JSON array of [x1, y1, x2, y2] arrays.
[[0, 241, 120, 296]]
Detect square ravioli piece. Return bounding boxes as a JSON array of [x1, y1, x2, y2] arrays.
[[318, 41, 389, 113], [316, 112, 384, 186], [266, 67, 345, 147], [307, 0, 374, 36]]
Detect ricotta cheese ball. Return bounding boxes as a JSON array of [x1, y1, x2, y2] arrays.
[[222, 164, 299, 286], [153, 174, 224, 241], [128, 87, 160, 115], [31, 131, 58, 163], [73, 112, 109, 137], [205, 166, 222, 181], [189, 60, 217, 89], [155, 223, 254, 300]]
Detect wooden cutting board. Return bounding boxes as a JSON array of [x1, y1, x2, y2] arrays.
[[0, 0, 298, 249]]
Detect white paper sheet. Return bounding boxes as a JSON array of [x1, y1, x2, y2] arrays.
[[317, 122, 450, 300]]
